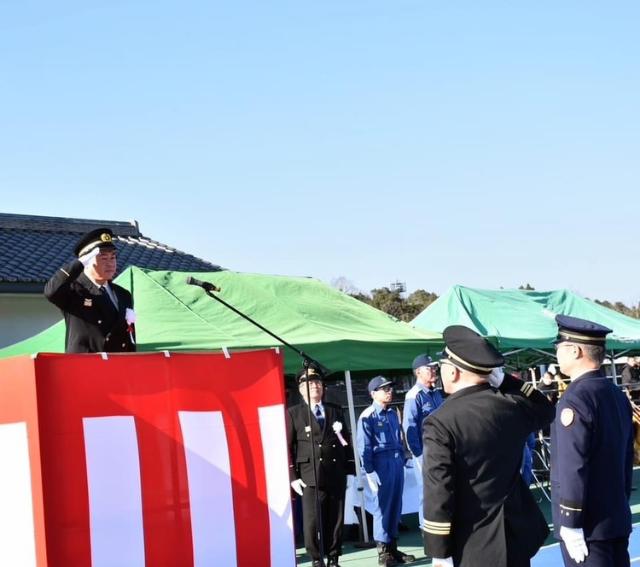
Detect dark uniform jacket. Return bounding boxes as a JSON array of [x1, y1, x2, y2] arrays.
[[286, 402, 355, 495], [551, 369, 633, 541], [422, 375, 555, 567], [44, 260, 136, 354]]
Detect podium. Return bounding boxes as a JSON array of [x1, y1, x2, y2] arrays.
[[0, 350, 295, 567]]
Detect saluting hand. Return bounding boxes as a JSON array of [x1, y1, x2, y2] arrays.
[[79, 247, 100, 268]]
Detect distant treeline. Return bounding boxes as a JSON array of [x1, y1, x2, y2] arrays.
[[332, 278, 640, 322]]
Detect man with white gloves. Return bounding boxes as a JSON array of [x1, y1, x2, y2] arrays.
[[44, 227, 136, 353], [422, 326, 554, 567], [286, 365, 355, 567], [357, 376, 415, 566], [551, 315, 633, 566]]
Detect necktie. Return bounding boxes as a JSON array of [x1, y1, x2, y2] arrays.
[[100, 285, 118, 310], [315, 404, 325, 429]]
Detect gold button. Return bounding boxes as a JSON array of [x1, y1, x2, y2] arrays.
[[98, 320, 102, 324], [122, 343, 126, 348], [319, 458, 323, 461]]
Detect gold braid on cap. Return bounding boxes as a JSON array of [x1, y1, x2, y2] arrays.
[[558, 331, 606, 344], [444, 347, 494, 373], [78, 233, 114, 257]]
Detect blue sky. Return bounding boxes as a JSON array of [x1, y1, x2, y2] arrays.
[[1, 2, 639, 304]]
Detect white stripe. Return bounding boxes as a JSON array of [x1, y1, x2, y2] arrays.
[[83, 416, 145, 567], [259, 405, 296, 567], [179, 411, 237, 567], [0, 422, 37, 567]]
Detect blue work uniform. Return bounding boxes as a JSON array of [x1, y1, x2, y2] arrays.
[[551, 369, 633, 566], [403, 384, 445, 458], [403, 384, 444, 524], [357, 402, 405, 544]]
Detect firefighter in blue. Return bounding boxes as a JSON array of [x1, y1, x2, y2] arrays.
[[422, 326, 555, 567], [551, 314, 634, 566], [402, 354, 444, 527], [357, 376, 416, 566]]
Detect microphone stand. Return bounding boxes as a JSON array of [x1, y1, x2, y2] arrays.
[[201, 288, 326, 564]]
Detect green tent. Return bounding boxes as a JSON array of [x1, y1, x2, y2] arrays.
[[0, 267, 442, 374], [411, 285, 640, 365]]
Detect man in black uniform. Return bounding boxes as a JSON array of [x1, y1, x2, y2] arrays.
[[44, 228, 136, 353], [422, 326, 555, 567], [286, 365, 355, 567], [551, 315, 633, 566]]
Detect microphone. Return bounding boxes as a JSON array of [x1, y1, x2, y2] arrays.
[[186, 276, 221, 293]]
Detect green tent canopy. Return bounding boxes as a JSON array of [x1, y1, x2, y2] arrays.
[[411, 285, 640, 365], [0, 268, 442, 374]]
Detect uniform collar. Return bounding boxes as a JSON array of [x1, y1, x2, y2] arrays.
[[571, 368, 605, 383], [445, 382, 491, 402], [372, 401, 390, 415]]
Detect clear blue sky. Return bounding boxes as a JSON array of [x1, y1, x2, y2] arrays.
[[2, 2, 638, 304]]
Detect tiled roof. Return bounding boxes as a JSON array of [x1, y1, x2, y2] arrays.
[[0, 213, 223, 286]]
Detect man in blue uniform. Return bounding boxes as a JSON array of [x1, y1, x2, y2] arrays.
[[357, 376, 416, 566], [403, 354, 444, 526], [551, 315, 634, 566]]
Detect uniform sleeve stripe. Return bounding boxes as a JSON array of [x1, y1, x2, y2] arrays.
[[60, 269, 70, 277], [559, 504, 582, 511], [421, 526, 451, 535], [520, 383, 533, 397], [423, 520, 451, 527]]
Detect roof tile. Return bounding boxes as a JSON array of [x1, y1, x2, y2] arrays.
[[0, 213, 222, 284]]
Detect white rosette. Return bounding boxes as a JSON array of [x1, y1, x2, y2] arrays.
[[332, 421, 348, 446]]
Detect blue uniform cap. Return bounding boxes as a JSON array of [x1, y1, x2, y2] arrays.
[[555, 314, 612, 346], [368, 375, 393, 393], [412, 354, 436, 370]]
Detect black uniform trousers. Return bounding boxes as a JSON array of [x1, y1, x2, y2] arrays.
[[560, 537, 630, 567], [301, 486, 345, 560]]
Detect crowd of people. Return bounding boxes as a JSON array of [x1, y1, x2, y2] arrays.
[[46, 228, 636, 567], [286, 318, 634, 567]]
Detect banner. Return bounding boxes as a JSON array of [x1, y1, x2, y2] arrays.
[[0, 350, 295, 567]]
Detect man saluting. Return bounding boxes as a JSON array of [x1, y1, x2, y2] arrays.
[[45, 227, 136, 353], [422, 326, 555, 567]]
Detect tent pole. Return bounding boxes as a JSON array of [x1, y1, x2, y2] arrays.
[[345, 370, 370, 543], [610, 350, 617, 384]]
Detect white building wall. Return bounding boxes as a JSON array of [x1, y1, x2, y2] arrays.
[[0, 294, 62, 349]]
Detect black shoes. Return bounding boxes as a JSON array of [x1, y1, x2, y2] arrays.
[[376, 542, 399, 566], [389, 539, 416, 564]]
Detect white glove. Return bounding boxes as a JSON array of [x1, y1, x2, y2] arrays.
[[487, 366, 505, 388], [79, 247, 100, 268], [365, 471, 382, 494], [290, 478, 307, 496], [433, 558, 453, 567], [125, 308, 137, 325], [560, 526, 588, 563]]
